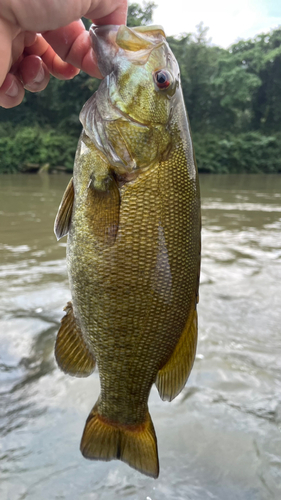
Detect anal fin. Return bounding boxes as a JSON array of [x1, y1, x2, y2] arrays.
[[55, 302, 96, 377], [155, 307, 198, 402], [54, 177, 74, 240]]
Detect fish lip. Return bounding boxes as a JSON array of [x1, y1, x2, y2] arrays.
[[89, 25, 120, 77], [89, 24, 119, 44]]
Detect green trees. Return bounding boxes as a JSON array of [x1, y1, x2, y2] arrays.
[[0, 128, 77, 173], [0, 3, 280, 173], [127, 1, 155, 27], [169, 24, 281, 172]]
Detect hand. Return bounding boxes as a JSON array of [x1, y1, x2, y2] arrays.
[[0, 0, 127, 108]]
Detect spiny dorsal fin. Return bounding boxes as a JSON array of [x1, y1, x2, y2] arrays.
[[54, 177, 74, 240], [80, 401, 159, 478], [155, 307, 198, 402], [55, 302, 96, 377], [86, 173, 120, 247]]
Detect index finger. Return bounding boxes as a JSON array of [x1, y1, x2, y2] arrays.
[[25, 32, 81, 80], [42, 21, 102, 79]]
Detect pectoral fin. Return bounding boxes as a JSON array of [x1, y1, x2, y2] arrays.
[[54, 177, 74, 240], [86, 173, 120, 247], [55, 302, 96, 377], [155, 307, 198, 402]]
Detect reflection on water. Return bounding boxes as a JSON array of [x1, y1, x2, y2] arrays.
[[0, 174, 281, 500]]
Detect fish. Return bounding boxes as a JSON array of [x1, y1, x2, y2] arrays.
[[54, 24, 201, 479]]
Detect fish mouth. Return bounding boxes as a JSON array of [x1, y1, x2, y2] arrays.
[[89, 24, 166, 77], [89, 25, 120, 77]]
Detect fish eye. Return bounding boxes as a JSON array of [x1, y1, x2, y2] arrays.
[[154, 70, 172, 89]]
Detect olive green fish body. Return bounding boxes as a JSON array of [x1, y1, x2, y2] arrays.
[[54, 25, 201, 478]]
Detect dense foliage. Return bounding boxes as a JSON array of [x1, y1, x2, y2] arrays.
[[0, 2, 280, 173]]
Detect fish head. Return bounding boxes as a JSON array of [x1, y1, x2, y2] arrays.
[[90, 24, 180, 127], [80, 25, 183, 174]]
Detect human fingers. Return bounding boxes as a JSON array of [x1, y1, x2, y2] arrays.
[[0, 73, 25, 108], [18, 55, 50, 92], [33, 0, 128, 78], [0, 18, 17, 87], [0, 18, 25, 108], [2, 0, 128, 32], [0, 0, 128, 107], [0, 48, 73, 109], [25, 34, 80, 80], [43, 21, 102, 78], [42, 0, 128, 81], [0, 15, 36, 87], [0, 54, 49, 108], [87, 0, 128, 25]]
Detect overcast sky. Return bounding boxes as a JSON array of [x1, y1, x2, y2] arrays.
[[151, 0, 281, 47]]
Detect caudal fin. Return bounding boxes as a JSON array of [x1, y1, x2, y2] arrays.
[[80, 401, 159, 478]]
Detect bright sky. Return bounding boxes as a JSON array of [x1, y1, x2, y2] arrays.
[[151, 0, 281, 47]]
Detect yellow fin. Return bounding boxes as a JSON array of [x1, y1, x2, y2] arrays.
[[86, 173, 120, 247], [80, 402, 159, 479], [155, 308, 198, 402], [54, 177, 74, 240], [55, 302, 96, 377]]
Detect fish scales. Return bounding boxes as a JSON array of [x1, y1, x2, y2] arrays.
[[54, 24, 201, 479]]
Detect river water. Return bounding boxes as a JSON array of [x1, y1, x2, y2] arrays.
[[0, 173, 280, 500]]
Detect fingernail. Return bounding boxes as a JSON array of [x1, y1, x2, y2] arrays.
[[33, 65, 45, 84], [5, 80, 19, 97]]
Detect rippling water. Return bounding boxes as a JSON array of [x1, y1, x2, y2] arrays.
[[0, 174, 280, 500]]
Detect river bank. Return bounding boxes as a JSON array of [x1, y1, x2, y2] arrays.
[[1, 126, 281, 175]]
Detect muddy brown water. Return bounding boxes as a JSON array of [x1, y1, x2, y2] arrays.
[[0, 173, 280, 500]]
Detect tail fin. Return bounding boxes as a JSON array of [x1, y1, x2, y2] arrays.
[[80, 401, 159, 478]]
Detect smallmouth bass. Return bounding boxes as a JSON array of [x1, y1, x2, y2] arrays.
[[54, 24, 201, 479]]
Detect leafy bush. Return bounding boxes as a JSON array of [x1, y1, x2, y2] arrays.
[[0, 127, 78, 173], [193, 132, 281, 173], [1, 126, 280, 175]]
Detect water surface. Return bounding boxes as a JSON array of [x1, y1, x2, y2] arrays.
[[0, 174, 280, 500]]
